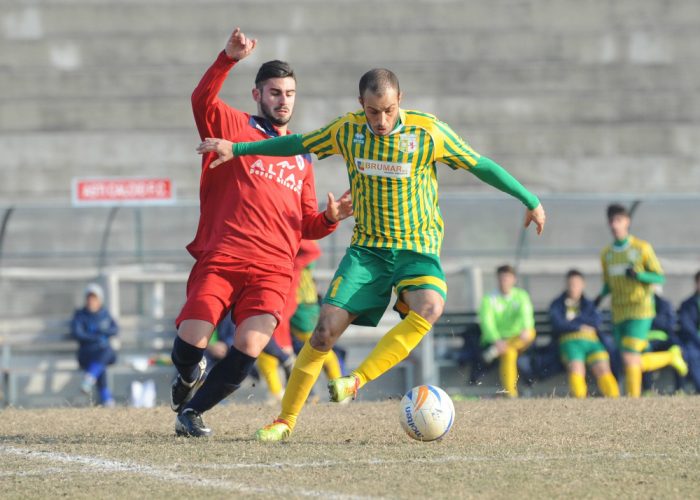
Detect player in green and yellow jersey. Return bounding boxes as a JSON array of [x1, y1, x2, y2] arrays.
[[597, 204, 687, 397], [198, 68, 546, 441]]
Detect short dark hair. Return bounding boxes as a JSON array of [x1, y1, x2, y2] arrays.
[[695, 270, 700, 283], [566, 269, 584, 280], [255, 60, 295, 88], [359, 68, 400, 97], [496, 264, 516, 276], [607, 203, 629, 221]]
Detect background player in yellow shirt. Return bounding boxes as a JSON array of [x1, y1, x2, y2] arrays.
[[198, 68, 546, 441], [597, 204, 687, 397]]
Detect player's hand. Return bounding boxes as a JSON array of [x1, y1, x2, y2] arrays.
[[225, 27, 257, 61], [325, 189, 353, 223], [625, 266, 638, 280], [524, 203, 546, 235], [197, 137, 234, 169], [495, 340, 508, 355]]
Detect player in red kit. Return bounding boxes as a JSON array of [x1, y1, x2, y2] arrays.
[[171, 28, 353, 437]]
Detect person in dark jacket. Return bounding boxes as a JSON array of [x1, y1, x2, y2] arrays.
[[71, 283, 118, 406], [643, 290, 684, 392], [549, 270, 619, 398], [678, 271, 700, 392]]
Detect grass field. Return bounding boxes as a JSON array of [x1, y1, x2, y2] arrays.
[[1, 398, 698, 499]]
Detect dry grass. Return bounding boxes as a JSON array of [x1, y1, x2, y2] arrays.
[[1, 397, 699, 499]]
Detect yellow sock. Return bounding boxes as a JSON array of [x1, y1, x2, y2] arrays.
[[278, 342, 328, 429], [625, 364, 642, 398], [506, 329, 536, 352], [569, 372, 587, 398], [596, 372, 620, 398], [256, 352, 283, 397], [641, 351, 673, 372], [323, 349, 343, 380], [499, 347, 519, 397], [354, 311, 432, 388]]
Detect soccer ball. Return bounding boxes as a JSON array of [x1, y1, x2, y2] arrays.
[[399, 385, 455, 441]]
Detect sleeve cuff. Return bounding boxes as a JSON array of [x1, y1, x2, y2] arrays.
[[217, 50, 237, 66], [525, 195, 541, 211], [323, 212, 337, 226]]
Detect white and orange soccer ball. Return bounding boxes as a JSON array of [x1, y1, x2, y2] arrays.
[[399, 385, 455, 441]]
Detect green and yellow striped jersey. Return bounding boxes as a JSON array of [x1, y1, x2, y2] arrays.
[[601, 235, 663, 323], [300, 109, 480, 255]]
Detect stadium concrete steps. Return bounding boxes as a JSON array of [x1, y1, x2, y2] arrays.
[[2, 0, 700, 202]]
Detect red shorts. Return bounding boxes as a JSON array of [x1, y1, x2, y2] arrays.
[[176, 252, 293, 331]]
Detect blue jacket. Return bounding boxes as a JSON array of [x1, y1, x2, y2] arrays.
[[651, 294, 680, 345], [549, 292, 602, 336], [71, 307, 118, 356], [678, 293, 700, 349]]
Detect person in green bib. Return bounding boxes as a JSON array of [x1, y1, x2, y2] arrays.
[[479, 265, 536, 397], [198, 68, 546, 440]]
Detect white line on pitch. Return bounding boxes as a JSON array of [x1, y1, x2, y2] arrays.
[[0, 445, 381, 500]]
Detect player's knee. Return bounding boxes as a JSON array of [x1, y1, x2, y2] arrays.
[[310, 321, 337, 351], [621, 351, 641, 366], [177, 319, 215, 348], [413, 299, 444, 325], [592, 363, 611, 378]]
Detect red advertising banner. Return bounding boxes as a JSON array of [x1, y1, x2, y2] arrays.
[[72, 177, 175, 206]]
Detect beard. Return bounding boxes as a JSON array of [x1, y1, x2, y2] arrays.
[[260, 101, 292, 126]]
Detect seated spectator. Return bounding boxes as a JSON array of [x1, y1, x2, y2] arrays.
[[70, 283, 118, 406], [479, 265, 536, 397], [678, 271, 700, 392], [643, 289, 683, 392], [549, 270, 619, 398]]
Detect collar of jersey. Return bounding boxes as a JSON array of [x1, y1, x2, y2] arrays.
[[612, 236, 631, 251], [249, 115, 287, 138], [494, 289, 515, 299], [365, 109, 406, 136]]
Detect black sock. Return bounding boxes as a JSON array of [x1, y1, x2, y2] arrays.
[[186, 346, 256, 413], [263, 338, 289, 363], [171, 336, 206, 383]]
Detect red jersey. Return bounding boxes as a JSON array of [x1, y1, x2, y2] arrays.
[[188, 51, 336, 268]]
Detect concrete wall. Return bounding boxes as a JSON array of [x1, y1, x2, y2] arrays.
[[2, 0, 699, 203]]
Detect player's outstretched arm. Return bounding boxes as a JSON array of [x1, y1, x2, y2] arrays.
[[197, 136, 309, 168], [225, 27, 257, 61], [191, 27, 257, 141], [469, 157, 546, 235]]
